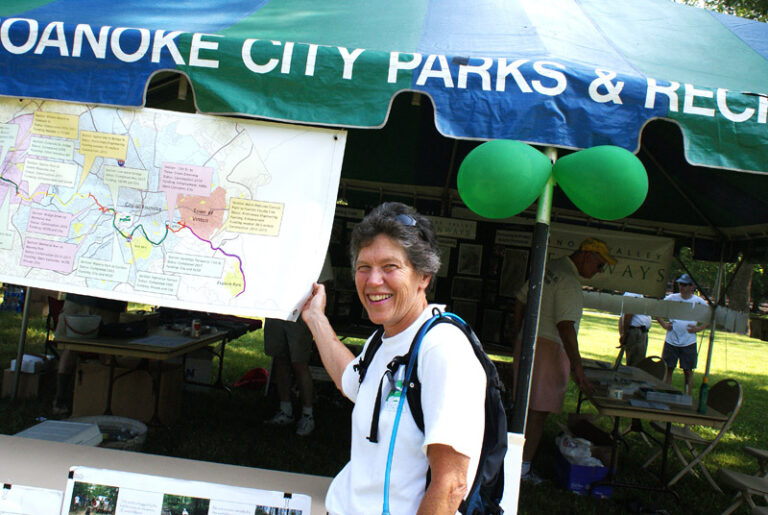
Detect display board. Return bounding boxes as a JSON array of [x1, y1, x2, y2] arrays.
[[0, 98, 345, 320], [325, 202, 673, 345]]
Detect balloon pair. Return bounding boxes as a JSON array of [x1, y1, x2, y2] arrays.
[[457, 140, 648, 221]]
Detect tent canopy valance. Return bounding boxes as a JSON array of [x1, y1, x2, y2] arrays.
[[1, 0, 768, 176]]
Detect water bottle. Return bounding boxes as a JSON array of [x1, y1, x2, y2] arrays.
[[698, 381, 709, 414]]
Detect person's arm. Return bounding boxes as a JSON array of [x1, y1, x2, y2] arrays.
[[655, 316, 671, 331], [301, 283, 355, 391], [556, 320, 593, 392], [687, 297, 710, 333], [416, 444, 470, 515]]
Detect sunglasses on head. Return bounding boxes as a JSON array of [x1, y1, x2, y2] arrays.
[[395, 213, 417, 227]]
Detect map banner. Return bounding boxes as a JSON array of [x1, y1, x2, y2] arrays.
[[0, 98, 346, 320]]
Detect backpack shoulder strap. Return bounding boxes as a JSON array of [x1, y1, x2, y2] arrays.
[[353, 326, 385, 384], [405, 314, 472, 432]]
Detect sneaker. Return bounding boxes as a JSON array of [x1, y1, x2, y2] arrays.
[[296, 415, 315, 436], [51, 401, 70, 417], [265, 410, 294, 426], [521, 470, 546, 485]]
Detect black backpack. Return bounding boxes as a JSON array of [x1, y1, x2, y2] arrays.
[[354, 310, 507, 515]]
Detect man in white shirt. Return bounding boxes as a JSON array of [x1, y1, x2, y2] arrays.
[[618, 292, 652, 366], [655, 273, 709, 395]]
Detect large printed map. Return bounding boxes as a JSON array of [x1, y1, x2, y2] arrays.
[[0, 98, 345, 319]]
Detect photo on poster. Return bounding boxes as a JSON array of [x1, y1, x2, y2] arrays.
[[450, 300, 478, 327], [255, 506, 303, 514], [68, 482, 119, 514], [451, 276, 483, 301], [162, 493, 210, 515], [500, 249, 528, 298], [457, 243, 483, 276]]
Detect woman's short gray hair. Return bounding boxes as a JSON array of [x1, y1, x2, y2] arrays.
[[349, 202, 441, 277]]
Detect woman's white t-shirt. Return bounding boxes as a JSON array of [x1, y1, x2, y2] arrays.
[[325, 306, 486, 515]]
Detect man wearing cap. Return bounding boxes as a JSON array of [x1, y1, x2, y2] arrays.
[[655, 274, 709, 395], [618, 292, 652, 366], [513, 237, 616, 483]]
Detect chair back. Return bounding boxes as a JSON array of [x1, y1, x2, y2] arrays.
[[634, 355, 666, 381], [707, 378, 743, 420]]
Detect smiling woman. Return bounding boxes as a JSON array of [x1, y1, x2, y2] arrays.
[[299, 202, 487, 515]]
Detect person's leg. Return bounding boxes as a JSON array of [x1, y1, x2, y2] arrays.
[[293, 362, 314, 410], [661, 342, 678, 384], [682, 369, 694, 395], [264, 319, 295, 424], [626, 330, 648, 367], [679, 344, 698, 396], [523, 409, 549, 462], [272, 355, 293, 405], [53, 349, 78, 415], [287, 319, 316, 435]]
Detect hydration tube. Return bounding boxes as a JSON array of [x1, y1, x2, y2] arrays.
[[381, 311, 467, 514]]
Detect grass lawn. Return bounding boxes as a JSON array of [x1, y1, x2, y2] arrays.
[[1, 307, 767, 513]]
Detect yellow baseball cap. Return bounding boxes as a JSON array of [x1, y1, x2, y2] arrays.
[[579, 238, 617, 266]]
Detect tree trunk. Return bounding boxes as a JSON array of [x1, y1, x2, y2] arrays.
[[727, 261, 753, 312]]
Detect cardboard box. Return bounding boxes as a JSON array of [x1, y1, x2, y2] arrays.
[[72, 360, 183, 425], [554, 446, 613, 498], [183, 348, 213, 390], [554, 415, 614, 498], [2, 369, 43, 398]]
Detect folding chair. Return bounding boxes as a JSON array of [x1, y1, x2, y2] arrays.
[[45, 296, 65, 359], [634, 355, 666, 381], [644, 378, 743, 492], [718, 446, 768, 514]]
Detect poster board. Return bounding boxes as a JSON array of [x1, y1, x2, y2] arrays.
[[61, 466, 311, 515], [0, 98, 346, 320]]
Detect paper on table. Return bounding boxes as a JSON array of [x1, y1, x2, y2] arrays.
[[629, 399, 670, 410]]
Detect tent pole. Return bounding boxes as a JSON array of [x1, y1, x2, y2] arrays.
[[699, 242, 725, 410], [11, 286, 32, 400], [509, 147, 556, 434]]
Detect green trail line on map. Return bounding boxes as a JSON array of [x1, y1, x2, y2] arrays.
[[0, 174, 246, 297]]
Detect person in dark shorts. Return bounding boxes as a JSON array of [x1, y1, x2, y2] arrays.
[[655, 274, 709, 395]]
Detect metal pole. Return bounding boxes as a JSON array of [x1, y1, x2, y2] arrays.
[[510, 147, 556, 434], [703, 245, 725, 380], [11, 286, 32, 400], [698, 243, 725, 412]]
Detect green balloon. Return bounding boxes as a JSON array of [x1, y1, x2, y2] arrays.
[[552, 146, 648, 220], [457, 140, 552, 219]]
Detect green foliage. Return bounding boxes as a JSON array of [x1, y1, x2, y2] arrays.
[[679, 0, 768, 22], [671, 247, 768, 312]]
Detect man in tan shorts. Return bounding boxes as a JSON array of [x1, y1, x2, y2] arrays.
[[513, 238, 616, 483]]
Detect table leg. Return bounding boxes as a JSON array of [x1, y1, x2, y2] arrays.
[[213, 338, 228, 390], [660, 422, 672, 484], [103, 357, 116, 415]]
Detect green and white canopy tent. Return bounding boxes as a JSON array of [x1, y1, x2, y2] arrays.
[[2, 0, 768, 428]]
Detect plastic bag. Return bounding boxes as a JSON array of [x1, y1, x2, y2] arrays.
[[556, 433, 605, 467]]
